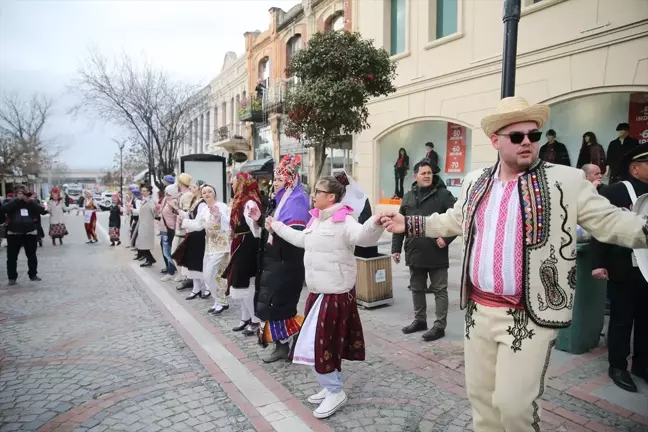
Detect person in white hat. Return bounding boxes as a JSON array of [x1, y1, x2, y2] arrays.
[[380, 96, 648, 432]]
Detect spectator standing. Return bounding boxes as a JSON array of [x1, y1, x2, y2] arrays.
[[1, 185, 48, 285], [392, 160, 457, 342]]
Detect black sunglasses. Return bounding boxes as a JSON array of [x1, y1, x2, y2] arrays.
[[314, 188, 331, 195], [497, 131, 543, 144]]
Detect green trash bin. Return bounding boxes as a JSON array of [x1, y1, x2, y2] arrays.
[[555, 242, 607, 354]]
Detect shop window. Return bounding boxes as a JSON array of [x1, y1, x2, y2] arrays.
[[388, 0, 406, 56], [428, 0, 458, 41], [323, 148, 353, 177], [254, 125, 274, 160], [378, 121, 472, 200]]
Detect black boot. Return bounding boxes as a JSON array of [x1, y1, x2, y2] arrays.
[[402, 321, 427, 334], [263, 342, 290, 363]]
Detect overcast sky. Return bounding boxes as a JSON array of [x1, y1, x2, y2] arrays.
[[0, 0, 300, 170]]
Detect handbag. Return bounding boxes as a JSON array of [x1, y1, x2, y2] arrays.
[[0, 223, 7, 239]]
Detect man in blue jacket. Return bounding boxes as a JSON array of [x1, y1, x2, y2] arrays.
[[2, 185, 48, 285]]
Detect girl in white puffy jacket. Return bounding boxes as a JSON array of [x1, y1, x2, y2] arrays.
[[267, 176, 384, 419]]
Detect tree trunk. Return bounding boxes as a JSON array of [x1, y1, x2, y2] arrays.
[[313, 145, 327, 182]]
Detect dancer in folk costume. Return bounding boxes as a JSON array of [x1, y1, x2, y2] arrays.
[[126, 185, 142, 253], [221, 172, 262, 332], [47, 187, 68, 245], [176, 180, 212, 300], [380, 97, 648, 432], [247, 155, 310, 362], [82, 190, 98, 243], [181, 184, 230, 312], [47, 187, 68, 246], [268, 176, 385, 419], [108, 193, 122, 246], [173, 173, 195, 289]]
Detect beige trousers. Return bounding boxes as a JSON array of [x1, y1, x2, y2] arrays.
[[464, 301, 557, 432]]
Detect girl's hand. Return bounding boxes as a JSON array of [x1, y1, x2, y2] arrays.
[[248, 205, 261, 221], [265, 216, 274, 233], [210, 205, 220, 218]]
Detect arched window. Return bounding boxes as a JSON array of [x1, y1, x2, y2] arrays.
[[327, 12, 345, 32], [286, 34, 302, 71]]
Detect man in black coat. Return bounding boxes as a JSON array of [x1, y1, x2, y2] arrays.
[[538, 129, 571, 166], [392, 160, 457, 342], [1, 185, 48, 285], [591, 144, 648, 393], [607, 122, 640, 184]]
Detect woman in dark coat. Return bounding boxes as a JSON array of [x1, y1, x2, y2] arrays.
[[248, 155, 311, 363], [576, 131, 607, 175]]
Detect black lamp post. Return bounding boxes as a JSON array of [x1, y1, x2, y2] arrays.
[[501, 0, 521, 98], [118, 142, 125, 199]]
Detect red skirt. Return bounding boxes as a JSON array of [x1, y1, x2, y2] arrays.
[[293, 289, 365, 374]]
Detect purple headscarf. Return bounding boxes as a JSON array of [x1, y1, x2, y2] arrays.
[[274, 182, 311, 227], [129, 185, 142, 200]]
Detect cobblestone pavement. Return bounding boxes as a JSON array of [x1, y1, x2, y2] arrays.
[[2, 212, 648, 432], [0, 215, 255, 432]]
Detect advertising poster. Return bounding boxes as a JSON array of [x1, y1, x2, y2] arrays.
[[445, 122, 466, 174], [628, 92, 648, 145]]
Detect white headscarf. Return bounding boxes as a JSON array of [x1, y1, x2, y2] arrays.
[[165, 184, 179, 197], [338, 171, 369, 220]]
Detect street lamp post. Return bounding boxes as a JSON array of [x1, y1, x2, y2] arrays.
[[501, 0, 521, 98], [118, 142, 125, 199]]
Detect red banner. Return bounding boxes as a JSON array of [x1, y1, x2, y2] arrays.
[[445, 122, 466, 174], [629, 92, 648, 145]]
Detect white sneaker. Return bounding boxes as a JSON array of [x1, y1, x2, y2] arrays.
[[313, 390, 347, 419], [161, 274, 173, 282], [307, 388, 330, 404], [173, 275, 184, 282]]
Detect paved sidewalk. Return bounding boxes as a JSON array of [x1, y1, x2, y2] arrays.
[[1, 211, 647, 432]]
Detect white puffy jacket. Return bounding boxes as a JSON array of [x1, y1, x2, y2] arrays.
[[271, 203, 384, 295]]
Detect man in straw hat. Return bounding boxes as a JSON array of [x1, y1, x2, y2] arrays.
[[591, 143, 648, 393], [380, 96, 648, 431]]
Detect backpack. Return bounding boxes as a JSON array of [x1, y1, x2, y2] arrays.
[[7, 202, 38, 234]]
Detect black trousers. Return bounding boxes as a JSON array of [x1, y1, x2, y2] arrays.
[[6, 235, 38, 280], [394, 170, 405, 198], [607, 272, 648, 370]]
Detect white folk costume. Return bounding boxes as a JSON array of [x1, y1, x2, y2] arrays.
[[403, 97, 648, 432], [182, 194, 230, 309], [271, 203, 384, 419], [46, 189, 68, 243]]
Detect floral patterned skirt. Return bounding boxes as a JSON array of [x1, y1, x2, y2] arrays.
[[49, 223, 68, 238], [291, 289, 365, 374]]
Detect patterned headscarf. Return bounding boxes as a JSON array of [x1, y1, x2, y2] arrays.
[[230, 172, 262, 231], [51, 187, 62, 202], [274, 154, 302, 189]]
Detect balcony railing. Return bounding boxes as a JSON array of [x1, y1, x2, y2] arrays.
[[238, 97, 264, 122], [264, 77, 300, 113], [210, 124, 249, 154]]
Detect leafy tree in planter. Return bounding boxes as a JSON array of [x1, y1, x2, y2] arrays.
[[284, 31, 397, 180]]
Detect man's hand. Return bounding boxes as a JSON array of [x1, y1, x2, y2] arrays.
[[592, 268, 608, 280], [391, 253, 400, 264], [436, 238, 446, 248], [380, 212, 406, 233]]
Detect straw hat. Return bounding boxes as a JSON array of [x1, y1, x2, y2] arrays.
[[481, 96, 550, 136]]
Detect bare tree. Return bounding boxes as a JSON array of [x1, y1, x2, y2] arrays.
[[70, 49, 196, 190], [0, 93, 56, 177]]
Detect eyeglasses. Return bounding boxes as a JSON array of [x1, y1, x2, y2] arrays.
[[314, 188, 331, 195], [497, 131, 543, 144]]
